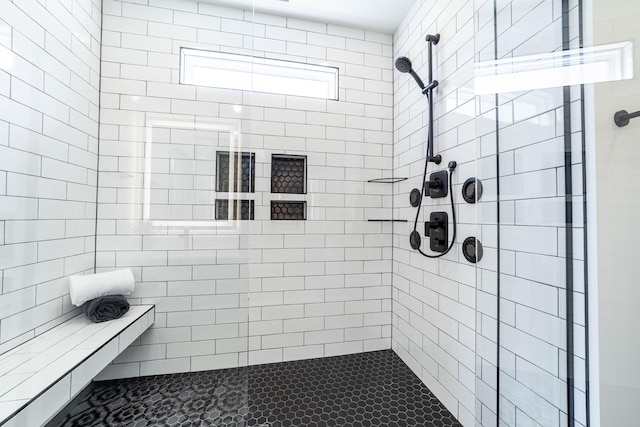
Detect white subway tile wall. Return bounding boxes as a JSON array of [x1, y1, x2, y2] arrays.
[[97, 0, 394, 378], [0, 0, 102, 354], [392, 1, 477, 426]]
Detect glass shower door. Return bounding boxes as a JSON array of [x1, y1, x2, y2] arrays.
[[95, 1, 260, 423], [100, 107, 253, 422], [474, 0, 585, 423], [471, 0, 640, 426]]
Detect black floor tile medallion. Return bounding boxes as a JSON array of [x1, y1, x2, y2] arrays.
[[49, 350, 462, 427]]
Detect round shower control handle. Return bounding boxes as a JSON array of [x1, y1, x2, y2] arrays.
[[409, 231, 421, 250], [409, 188, 422, 207]]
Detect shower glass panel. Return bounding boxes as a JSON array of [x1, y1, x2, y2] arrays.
[[244, 2, 395, 421], [95, 0, 257, 422], [97, 71, 253, 421], [475, 0, 640, 426], [474, 0, 589, 426]]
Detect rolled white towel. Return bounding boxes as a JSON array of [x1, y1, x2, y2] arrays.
[[69, 269, 135, 307]]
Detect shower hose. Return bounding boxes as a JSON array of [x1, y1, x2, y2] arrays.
[[412, 91, 457, 259]]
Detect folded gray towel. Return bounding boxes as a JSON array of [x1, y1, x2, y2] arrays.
[[82, 295, 130, 323]]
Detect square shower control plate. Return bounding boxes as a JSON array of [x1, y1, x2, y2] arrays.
[[427, 170, 448, 198], [426, 211, 448, 253]]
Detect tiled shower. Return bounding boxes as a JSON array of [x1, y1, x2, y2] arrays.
[[1, 0, 639, 425], [95, 0, 396, 376]]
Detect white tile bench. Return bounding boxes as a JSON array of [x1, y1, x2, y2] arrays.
[[0, 305, 155, 427]]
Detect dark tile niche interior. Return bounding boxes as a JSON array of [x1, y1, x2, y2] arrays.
[[214, 152, 308, 221], [49, 350, 462, 427], [270, 154, 307, 220], [270, 201, 306, 221], [270, 155, 306, 194], [216, 151, 256, 193], [215, 199, 254, 221]]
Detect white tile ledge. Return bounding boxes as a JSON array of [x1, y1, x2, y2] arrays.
[[0, 305, 155, 427]]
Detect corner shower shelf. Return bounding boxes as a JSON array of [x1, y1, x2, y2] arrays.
[[367, 178, 408, 222], [367, 177, 408, 184]]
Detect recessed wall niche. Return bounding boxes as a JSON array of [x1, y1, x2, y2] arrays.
[[271, 154, 307, 194], [216, 151, 255, 193], [271, 201, 306, 220], [215, 199, 255, 220]]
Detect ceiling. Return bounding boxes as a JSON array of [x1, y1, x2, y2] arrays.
[[205, 0, 418, 34]]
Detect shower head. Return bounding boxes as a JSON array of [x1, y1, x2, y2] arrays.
[[395, 56, 413, 73], [395, 56, 425, 90]]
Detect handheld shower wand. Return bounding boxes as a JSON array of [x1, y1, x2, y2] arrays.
[[394, 57, 425, 90]]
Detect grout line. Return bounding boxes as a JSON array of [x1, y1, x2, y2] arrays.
[[93, 0, 106, 275]]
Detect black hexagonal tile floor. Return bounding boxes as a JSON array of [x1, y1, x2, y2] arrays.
[[48, 350, 463, 427]]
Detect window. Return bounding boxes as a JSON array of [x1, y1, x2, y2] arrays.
[[180, 48, 339, 100]]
